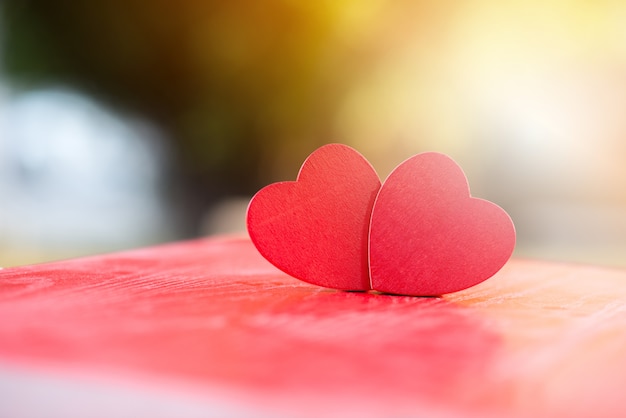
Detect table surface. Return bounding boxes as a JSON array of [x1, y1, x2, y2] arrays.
[[1, 236, 625, 418]]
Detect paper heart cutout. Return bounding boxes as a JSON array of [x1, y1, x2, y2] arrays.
[[247, 144, 381, 291], [247, 145, 515, 296], [369, 152, 516, 296]]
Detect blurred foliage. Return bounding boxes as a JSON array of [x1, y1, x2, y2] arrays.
[[2, 0, 353, 201]]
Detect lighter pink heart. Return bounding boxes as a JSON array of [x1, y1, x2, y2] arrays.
[[369, 152, 516, 296]]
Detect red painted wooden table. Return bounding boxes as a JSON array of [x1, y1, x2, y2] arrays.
[[1, 236, 625, 417]]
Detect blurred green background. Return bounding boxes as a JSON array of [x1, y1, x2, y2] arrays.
[[1, 0, 625, 267]]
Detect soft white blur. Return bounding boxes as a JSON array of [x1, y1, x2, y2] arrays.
[[0, 87, 177, 266]]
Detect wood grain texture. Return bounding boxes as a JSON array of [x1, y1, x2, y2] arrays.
[[1, 236, 625, 417]]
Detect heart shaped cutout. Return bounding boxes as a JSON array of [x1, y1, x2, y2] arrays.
[[248, 145, 516, 296], [369, 152, 516, 296], [247, 144, 381, 291]]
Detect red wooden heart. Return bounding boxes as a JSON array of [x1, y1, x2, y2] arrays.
[[369, 152, 515, 296], [247, 144, 381, 291]]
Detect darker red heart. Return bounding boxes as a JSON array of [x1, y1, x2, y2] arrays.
[[247, 144, 381, 291], [369, 152, 516, 296]]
